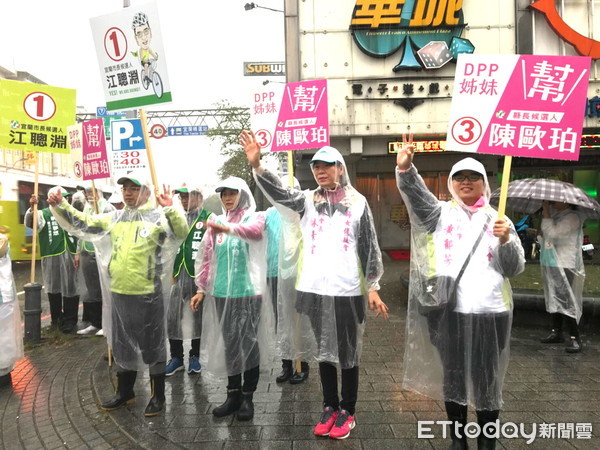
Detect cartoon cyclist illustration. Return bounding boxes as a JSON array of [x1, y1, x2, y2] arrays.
[[131, 12, 163, 98]]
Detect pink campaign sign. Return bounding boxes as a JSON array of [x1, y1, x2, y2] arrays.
[[271, 79, 329, 152], [82, 118, 111, 180], [448, 54, 591, 161]]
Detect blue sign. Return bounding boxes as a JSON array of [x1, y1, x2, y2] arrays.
[[97, 106, 127, 117], [167, 125, 209, 136], [110, 119, 145, 151]]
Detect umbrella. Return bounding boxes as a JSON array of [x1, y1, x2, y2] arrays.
[[490, 178, 600, 219]]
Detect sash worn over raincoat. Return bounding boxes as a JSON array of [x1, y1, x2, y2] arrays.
[[397, 160, 525, 411], [49, 186, 188, 371], [0, 235, 23, 377], [540, 208, 585, 322], [253, 161, 383, 370], [168, 207, 212, 340], [195, 177, 273, 378]]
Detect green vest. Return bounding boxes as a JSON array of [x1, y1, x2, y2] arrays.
[[38, 208, 67, 258], [173, 208, 212, 278], [212, 216, 255, 298]]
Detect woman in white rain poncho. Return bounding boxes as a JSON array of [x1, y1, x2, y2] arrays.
[[395, 139, 524, 450], [191, 176, 272, 422], [0, 234, 24, 388], [538, 201, 585, 353], [47, 171, 188, 417], [241, 131, 388, 441]]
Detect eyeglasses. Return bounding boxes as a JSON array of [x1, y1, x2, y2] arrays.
[[452, 174, 483, 182], [121, 186, 141, 193], [135, 28, 151, 39]]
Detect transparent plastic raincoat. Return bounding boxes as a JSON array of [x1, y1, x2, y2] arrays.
[[195, 177, 273, 379], [539, 207, 585, 322], [253, 149, 383, 369], [49, 175, 188, 371], [77, 195, 115, 308], [25, 204, 79, 297], [168, 186, 212, 340], [0, 235, 23, 377], [397, 158, 525, 411]]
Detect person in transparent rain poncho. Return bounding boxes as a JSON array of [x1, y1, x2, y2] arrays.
[[395, 136, 525, 450], [265, 177, 309, 385], [190, 177, 272, 422], [46, 170, 188, 417], [538, 200, 585, 353], [165, 185, 212, 376], [241, 130, 388, 441], [75, 186, 115, 336], [25, 190, 80, 333], [0, 234, 24, 389]]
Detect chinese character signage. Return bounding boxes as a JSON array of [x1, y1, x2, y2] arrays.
[[82, 119, 110, 180], [0, 79, 75, 154], [67, 123, 84, 181], [447, 54, 591, 161], [90, 2, 172, 111], [167, 126, 209, 136], [251, 79, 329, 153]]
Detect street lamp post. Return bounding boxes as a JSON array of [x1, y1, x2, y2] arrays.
[[244, 2, 284, 13]]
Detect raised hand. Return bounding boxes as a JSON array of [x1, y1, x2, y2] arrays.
[[157, 184, 173, 207], [240, 130, 262, 169], [396, 133, 415, 171]]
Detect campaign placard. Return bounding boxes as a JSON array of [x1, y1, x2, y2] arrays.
[[272, 79, 329, 152], [0, 79, 76, 154], [82, 118, 110, 180], [67, 123, 84, 181], [90, 2, 172, 111], [446, 54, 591, 161]]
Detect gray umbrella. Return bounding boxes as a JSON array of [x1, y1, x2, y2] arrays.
[[490, 178, 600, 219]]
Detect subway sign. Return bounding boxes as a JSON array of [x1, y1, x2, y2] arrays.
[[243, 62, 285, 77]]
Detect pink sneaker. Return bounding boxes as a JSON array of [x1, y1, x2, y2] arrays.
[[314, 406, 339, 436], [328, 409, 355, 440]]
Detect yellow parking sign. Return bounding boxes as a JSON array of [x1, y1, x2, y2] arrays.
[[0, 79, 76, 154]]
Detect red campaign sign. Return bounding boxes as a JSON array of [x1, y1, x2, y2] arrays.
[[271, 79, 330, 152], [82, 118, 111, 180], [447, 54, 591, 161]]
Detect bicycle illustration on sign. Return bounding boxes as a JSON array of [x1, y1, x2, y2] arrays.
[[131, 12, 163, 99]]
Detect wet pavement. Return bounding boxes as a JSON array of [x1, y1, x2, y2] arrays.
[[2, 258, 600, 449]]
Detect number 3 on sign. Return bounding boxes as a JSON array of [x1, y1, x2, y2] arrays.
[[24, 92, 57, 121], [451, 117, 482, 146]]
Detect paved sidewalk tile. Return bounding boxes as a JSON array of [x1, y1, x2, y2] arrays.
[[1, 260, 599, 448]]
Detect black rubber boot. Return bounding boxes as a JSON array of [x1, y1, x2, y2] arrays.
[[236, 392, 255, 421], [476, 410, 499, 450], [276, 359, 293, 383], [289, 361, 309, 384], [101, 371, 137, 410], [540, 329, 564, 343], [144, 374, 166, 417], [0, 373, 12, 388], [446, 401, 468, 449], [47, 293, 63, 328], [60, 296, 80, 333], [213, 389, 242, 417]]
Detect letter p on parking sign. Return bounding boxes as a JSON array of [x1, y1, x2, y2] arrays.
[[110, 119, 146, 151]]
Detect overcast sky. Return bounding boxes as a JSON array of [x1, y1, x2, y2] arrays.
[[0, 0, 285, 186]]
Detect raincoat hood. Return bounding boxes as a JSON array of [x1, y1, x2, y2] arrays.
[[447, 157, 491, 210], [215, 176, 256, 217]]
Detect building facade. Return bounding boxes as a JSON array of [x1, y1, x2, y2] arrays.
[[284, 0, 600, 249]]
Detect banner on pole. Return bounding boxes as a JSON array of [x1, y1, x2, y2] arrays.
[[0, 79, 76, 154], [446, 54, 591, 161], [90, 1, 172, 111]]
